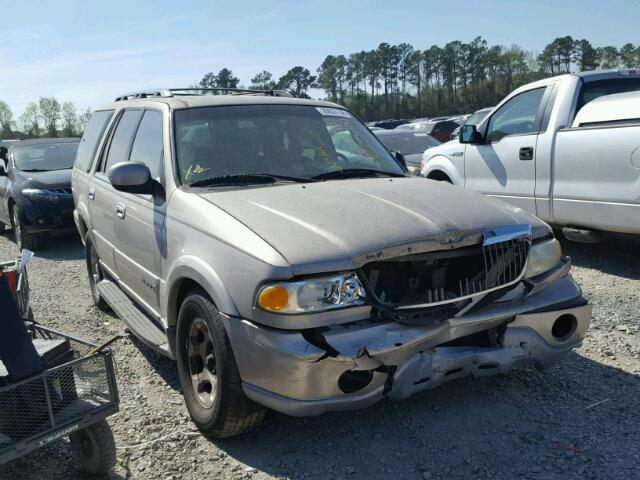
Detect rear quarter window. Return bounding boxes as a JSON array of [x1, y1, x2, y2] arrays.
[[74, 110, 114, 172]]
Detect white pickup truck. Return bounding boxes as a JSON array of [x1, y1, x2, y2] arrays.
[[421, 69, 640, 240]]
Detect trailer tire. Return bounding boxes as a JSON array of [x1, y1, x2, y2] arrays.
[[70, 420, 117, 475]]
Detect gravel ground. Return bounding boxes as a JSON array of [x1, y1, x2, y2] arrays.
[[0, 231, 639, 480]]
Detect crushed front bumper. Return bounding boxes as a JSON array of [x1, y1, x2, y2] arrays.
[[223, 269, 591, 417]]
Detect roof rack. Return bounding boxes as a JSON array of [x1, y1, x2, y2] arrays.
[[114, 88, 292, 101]]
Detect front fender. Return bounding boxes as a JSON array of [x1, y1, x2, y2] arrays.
[[421, 155, 464, 186], [164, 255, 240, 326]]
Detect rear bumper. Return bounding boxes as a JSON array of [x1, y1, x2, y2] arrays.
[[223, 269, 592, 417]]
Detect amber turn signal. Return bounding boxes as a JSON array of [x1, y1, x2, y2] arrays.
[[258, 286, 289, 311]]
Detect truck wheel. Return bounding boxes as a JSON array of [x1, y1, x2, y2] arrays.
[[69, 420, 117, 475], [85, 234, 110, 311], [176, 288, 266, 438], [11, 207, 40, 251]]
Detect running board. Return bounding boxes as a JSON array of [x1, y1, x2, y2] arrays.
[[96, 280, 173, 359]]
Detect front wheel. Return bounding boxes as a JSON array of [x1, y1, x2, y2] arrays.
[[11, 207, 40, 251], [69, 420, 116, 475], [176, 289, 266, 438]]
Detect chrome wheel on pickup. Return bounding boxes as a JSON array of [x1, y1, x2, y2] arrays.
[[176, 288, 266, 438]]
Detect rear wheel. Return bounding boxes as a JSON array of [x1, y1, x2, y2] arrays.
[[176, 289, 266, 438], [85, 234, 109, 310], [11, 206, 40, 251], [69, 420, 116, 475]]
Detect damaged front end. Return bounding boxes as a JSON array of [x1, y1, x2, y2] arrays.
[[223, 225, 592, 416]]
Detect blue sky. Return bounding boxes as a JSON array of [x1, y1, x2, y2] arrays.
[[1, 0, 638, 118]]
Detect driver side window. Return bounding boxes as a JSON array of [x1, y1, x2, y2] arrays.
[[486, 88, 546, 143]]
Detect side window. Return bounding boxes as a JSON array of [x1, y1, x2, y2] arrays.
[[486, 88, 546, 142], [129, 110, 164, 180], [102, 110, 143, 173], [74, 110, 113, 172]]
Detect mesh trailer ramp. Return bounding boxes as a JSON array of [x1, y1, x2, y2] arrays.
[[0, 324, 120, 475]]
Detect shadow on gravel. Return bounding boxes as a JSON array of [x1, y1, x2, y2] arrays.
[[0, 439, 127, 480], [562, 235, 640, 280], [129, 334, 181, 391], [0, 231, 83, 260], [211, 353, 639, 480], [31, 234, 84, 261]]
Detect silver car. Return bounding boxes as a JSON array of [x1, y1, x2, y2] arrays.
[[72, 88, 591, 438]]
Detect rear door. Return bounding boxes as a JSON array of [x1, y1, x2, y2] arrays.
[[89, 109, 143, 274], [463, 87, 548, 214], [112, 109, 166, 315]]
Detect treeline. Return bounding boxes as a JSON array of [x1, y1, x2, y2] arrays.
[[199, 35, 640, 120], [0, 98, 92, 140]]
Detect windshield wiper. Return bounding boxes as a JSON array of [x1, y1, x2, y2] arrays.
[[188, 173, 309, 187], [311, 168, 406, 181], [20, 169, 49, 172]]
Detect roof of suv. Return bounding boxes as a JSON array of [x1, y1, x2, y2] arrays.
[[100, 91, 343, 111]]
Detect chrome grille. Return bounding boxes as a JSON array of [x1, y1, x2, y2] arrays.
[[362, 224, 532, 310]]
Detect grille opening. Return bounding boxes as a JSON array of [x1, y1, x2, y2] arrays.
[[477, 363, 498, 370], [551, 314, 577, 340], [338, 369, 374, 394], [362, 238, 529, 308]]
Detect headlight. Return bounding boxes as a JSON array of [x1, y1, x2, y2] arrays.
[[525, 238, 562, 279], [257, 272, 366, 313], [22, 189, 60, 202]]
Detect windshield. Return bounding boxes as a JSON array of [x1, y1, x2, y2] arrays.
[[174, 104, 403, 185], [375, 132, 440, 155], [11, 142, 79, 171]]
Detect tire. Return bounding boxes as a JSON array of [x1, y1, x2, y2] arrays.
[[69, 420, 116, 475], [11, 206, 40, 251], [176, 288, 266, 438], [0, 222, 6, 233], [84, 233, 110, 311]]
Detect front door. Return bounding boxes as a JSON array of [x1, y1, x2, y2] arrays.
[[112, 109, 166, 316], [464, 87, 548, 215]]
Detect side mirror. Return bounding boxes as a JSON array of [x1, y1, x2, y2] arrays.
[[0, 147, 7, 162], [393, 151, 407, 170], [0, 160, 6, 177], [107, 162, 153, 194], [459, 124, 482, 144]]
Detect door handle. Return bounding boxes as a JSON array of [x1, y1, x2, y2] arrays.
[[115, 202, 126, 219], [88, 187, 95, 200], [519, 147, 534, 161]]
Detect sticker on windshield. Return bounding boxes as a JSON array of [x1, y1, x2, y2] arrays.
[[316, 107, 352, 118]]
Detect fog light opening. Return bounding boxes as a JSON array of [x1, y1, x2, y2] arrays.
[[551, 314, 577, 341], [338, 369, 374, 394]]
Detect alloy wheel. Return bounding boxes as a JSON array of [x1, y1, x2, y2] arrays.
[[187, 318, 217, 409], [12, 209, 22, 249]]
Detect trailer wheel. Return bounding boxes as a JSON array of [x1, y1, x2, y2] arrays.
[[70, 420, 116, 475]]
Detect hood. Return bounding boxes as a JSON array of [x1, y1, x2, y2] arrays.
[[198, 177, 549, 274], [424, 139, 464, 160], [14, 169, 72, 188]]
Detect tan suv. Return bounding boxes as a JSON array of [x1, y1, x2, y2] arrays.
[[72, 88, 591, 438]]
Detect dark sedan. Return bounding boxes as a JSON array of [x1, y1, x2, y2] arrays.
[[0, 138, 79, 250], [394, 120, 460, 143]]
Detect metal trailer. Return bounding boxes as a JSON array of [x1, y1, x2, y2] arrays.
[[0, 260, 120, 475]]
